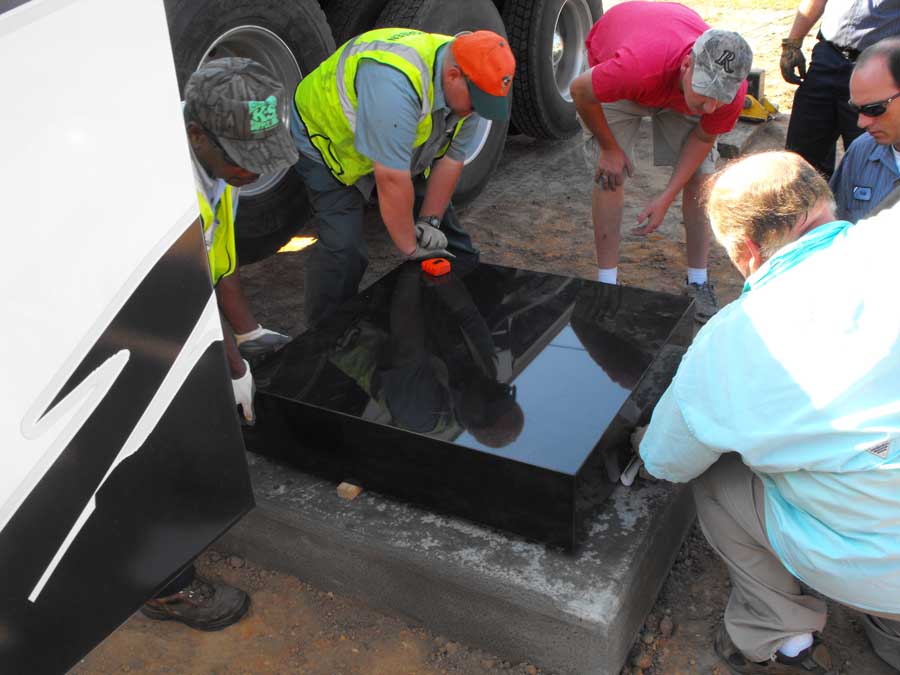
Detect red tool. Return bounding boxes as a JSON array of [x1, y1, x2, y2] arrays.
[[421, 257, 451, 277]]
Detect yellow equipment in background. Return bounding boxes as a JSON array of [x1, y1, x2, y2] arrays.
[[741, 94, 779, 123], [740, 68, 779, 123]]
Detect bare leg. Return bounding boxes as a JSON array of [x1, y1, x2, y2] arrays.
[[215, 272, 257, 335], [682, 173, 711, 269], [592, 184, 624, 269]]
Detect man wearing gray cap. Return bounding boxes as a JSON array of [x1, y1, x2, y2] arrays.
[[182, 57, 299, 426], [571, 2, 752, 323], [140, 57, 298, 631]]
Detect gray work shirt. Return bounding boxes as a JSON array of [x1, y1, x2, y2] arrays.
[[830, 133, 900, 223], [291, 44, 478, 197], [820, 0, 900, 51]]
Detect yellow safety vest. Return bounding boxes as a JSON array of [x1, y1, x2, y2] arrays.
[[197, 185, 236, 285], [294, 28, 464, 186]]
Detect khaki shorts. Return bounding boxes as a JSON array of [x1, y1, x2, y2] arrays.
[[579, 99, 719, 176]]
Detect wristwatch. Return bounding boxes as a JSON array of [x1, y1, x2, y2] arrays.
[[418, 215, 441, 228]]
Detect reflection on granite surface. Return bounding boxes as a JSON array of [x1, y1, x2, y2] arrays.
[[247, 262, 693, 549]]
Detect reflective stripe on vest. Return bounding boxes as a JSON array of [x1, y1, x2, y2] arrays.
[[197, 185, 236, 285], [295, 28, 463, 186]]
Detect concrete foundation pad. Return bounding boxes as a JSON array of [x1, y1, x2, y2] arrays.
[[219, 453, 695, 675]]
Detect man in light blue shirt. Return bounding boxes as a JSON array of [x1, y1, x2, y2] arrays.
[[830, 37, 900, 222], [638, 151, 900, 673]]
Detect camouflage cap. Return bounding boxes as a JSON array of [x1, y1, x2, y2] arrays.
[[691, 29, 753, 103], [184, 57, 298, 175]]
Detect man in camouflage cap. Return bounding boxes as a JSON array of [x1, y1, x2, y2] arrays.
[[182, 56, 298, 425], [140, 57, 298, 631], [570, 2, 752, 324]]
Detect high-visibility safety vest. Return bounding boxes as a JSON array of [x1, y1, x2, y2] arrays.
[[197, 185, 236, 285], [294, 28, 465, 186]]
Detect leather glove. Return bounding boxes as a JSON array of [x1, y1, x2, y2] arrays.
[[780, 38, 806, 85], [405, 243, 455, 262], [232, 358, 256, 425], [414, 218, 448, 250]]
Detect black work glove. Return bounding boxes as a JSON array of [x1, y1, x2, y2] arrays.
[[780, 38, 806, 85]]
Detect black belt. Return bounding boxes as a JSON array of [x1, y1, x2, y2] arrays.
[[817, 31, 860, 61]]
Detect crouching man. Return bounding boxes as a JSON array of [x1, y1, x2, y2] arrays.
[[637, 151, 900, 673]]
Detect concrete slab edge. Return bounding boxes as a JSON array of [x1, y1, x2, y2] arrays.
[[219, 484, 695, 675]]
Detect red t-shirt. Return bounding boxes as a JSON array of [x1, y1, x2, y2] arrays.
[[586, 1, 746, 135]]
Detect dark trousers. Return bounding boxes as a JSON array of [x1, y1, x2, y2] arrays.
[[294, 154, 478, 327], [155, 563, 195, 598], [785, 41, 863, 178]]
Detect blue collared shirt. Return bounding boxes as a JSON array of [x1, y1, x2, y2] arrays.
[[640, 211, 900, 614], [821, 0, 900, 51], [831, 132, 900, 223]]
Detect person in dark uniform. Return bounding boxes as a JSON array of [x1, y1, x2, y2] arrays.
[[781, 0, 900, 177]]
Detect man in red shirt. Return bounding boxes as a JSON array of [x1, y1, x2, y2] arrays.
[[570, 1, 752, 322]]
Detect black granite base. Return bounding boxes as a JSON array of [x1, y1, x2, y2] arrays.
[[245, 262, 692, 549]]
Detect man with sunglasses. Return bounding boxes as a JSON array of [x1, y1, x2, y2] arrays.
[[290, 29, 515, 327], [137, 59, 300, 631], [830, 37, 900, 223], [183, 58, 300, 427], [781, 0, 900, 179]]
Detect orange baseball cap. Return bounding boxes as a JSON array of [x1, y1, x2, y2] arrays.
[[450, 31, 516, 121]]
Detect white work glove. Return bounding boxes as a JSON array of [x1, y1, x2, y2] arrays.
[[415, 218, 448, 250], [621, 425, 647, 486], [405, 243, 455, 262], [232, 358, 256, 425]]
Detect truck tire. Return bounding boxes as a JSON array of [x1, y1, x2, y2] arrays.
[[321, 0, 391, 46], [503, 0, 601, 140], [164, 0, 336, 263], [376, 0, 511, 206]]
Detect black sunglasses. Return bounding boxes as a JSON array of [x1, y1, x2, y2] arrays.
[[200, 123, 241, 167], [847, 91, 900, 117]]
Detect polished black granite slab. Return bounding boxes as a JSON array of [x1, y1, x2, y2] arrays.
[[246, 262, 693, 549]]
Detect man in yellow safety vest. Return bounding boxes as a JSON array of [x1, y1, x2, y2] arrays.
[[140, 58, 298, 631], [290, 28, 516, 326], [183, 57, 299, 424]]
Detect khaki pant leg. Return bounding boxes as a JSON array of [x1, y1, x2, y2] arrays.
[[651, 110, 719, 174], [692, 453, 827, 662], [577, 100, 649, 175]]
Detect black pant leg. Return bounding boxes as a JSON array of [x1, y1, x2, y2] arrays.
[[154, 563, 195, 598], [785, 42, 855, 177]]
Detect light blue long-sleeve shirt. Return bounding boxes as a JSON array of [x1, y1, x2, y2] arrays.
[[641, 209, 900, 614]]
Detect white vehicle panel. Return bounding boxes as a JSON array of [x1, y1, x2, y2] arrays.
[[0, 0, 199, 510]]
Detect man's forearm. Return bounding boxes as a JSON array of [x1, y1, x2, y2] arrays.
[[787, 0, 827, 41], [665, 128, 716, 198], [374, 162, 417, 256], [221, 317, 246, 379], [420, 156, 464, 220]]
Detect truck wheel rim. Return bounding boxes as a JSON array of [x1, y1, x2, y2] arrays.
[[552, 0, 592, 103], [200, 25, 303, 199], [464, 117, 494, 167]]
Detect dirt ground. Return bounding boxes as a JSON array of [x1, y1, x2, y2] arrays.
[[73, 3, 894, 674]]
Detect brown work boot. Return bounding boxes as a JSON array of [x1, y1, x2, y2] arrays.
[[714, 623, 836, 674], [141, 574, 250, 631]]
